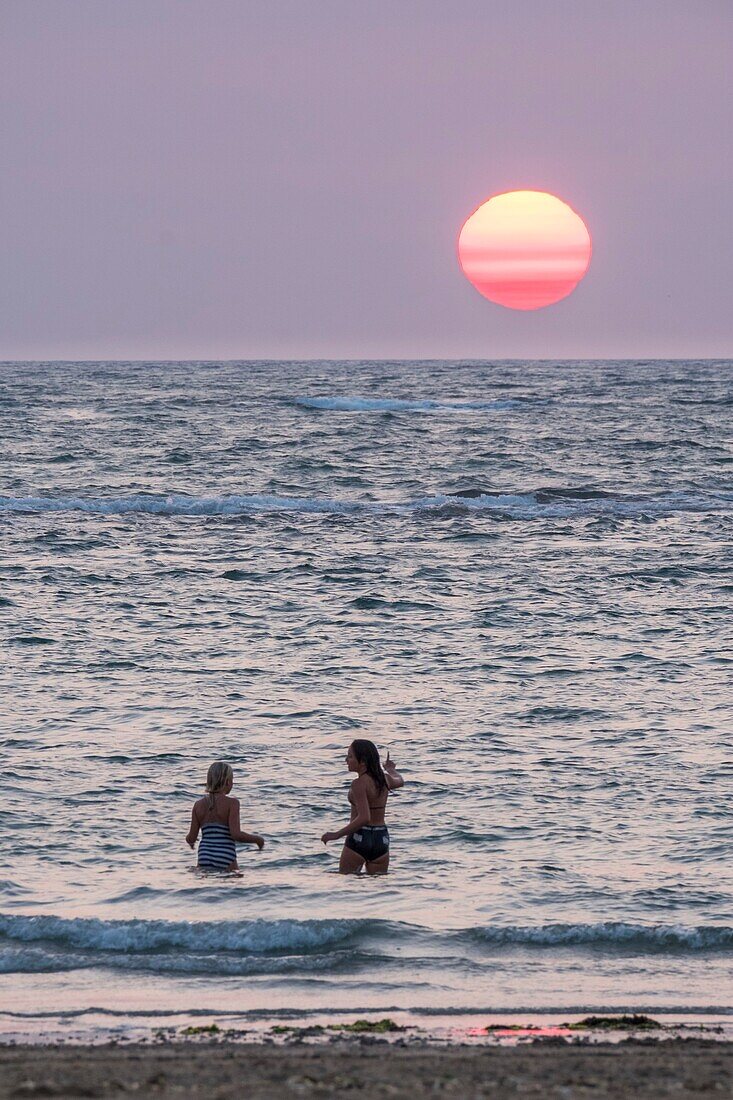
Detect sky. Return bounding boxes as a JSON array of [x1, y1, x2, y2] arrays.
[[0, 0, 731, 361]]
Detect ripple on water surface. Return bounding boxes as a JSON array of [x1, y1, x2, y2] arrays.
[[0, 360, 731, 1014]]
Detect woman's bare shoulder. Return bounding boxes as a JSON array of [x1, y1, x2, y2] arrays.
[[355, 774, 381, 799]]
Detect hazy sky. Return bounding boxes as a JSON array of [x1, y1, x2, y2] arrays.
[[1, 0, 731, 360]]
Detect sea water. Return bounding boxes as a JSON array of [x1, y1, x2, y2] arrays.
[[1, 359, 731, 1036]]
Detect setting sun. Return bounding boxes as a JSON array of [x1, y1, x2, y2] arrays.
[[458, 190, 592, 310]]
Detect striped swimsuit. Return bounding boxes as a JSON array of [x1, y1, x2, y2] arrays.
[[197, 821, 237, 871]]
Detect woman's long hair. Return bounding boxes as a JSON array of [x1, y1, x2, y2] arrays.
[[205, 761, 233, 810], [351, 739, 387, 793]]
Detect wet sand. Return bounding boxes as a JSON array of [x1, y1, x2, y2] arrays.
[[1, 1040, 731, 1099]]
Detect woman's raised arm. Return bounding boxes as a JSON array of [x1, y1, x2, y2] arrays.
[[384, 751, 404, 790]]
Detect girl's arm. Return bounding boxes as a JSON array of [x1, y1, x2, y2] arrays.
[[186, 805, 201, 849], [384, 751, 404, 790], [228, 798, 265, 850], [321, 778, 371, 844]]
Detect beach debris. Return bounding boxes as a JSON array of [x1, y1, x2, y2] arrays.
[[328, 1018, 406, 1033], [180, 1023, 222, 1036], [483, 1024, 541, 1032], [476, 1024, 574, 1038], [564, 1015, 661, 1031], [270, 1025, 325, 1036], [269, 1018, 406, 1038], [475, 1016, 664, 1039]]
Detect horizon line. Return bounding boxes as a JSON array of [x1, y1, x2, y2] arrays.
[[0, 357, 730, 366]]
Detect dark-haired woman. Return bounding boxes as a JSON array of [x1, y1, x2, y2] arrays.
[[321, 740, 404, 874]]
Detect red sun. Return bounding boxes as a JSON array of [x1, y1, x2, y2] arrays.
[[458, 190, 592, 311]]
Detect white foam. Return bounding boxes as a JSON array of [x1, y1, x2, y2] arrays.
[[0, 494, 363, 516], [0, 947, 339, 976], [0, 490, 729, 519], [468, 922, 733, 950], [2, 915, 730, 964], [0, 914, 368, 955]]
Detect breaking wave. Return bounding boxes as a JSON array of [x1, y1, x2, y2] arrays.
[[0, 914, 372, 955], [0, 489, 729, 519], [464, 922, 733, 951], [1, 915, 730, 976]]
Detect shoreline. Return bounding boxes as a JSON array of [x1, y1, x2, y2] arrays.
[[2, 1009, 732, 1047], [1, 1038, 731, 1099]]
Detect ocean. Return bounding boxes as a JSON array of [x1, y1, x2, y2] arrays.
[[1, 359, 731, 1039]]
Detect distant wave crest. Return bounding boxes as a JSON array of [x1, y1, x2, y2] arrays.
[[294, 396, 522, 412], [464, 921, 733, 951], [0, 489, 730, 519]]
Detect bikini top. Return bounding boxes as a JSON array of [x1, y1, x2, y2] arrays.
[[351, 782, 388, 814]]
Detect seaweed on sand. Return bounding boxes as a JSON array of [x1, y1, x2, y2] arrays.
[[270, 1018, 406, 1037], [329, 1018, 406, 1034], [564, 1015, 661, 1031]]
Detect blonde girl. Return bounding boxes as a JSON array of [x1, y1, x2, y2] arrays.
[[186, 762, 264, 872]]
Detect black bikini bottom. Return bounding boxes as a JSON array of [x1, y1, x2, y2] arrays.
[[345, 825, 389, 862]]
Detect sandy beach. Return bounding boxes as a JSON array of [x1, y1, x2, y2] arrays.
[[1, 1039, 731, 1099]]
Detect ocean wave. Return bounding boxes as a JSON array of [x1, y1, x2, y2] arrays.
[[464, 922, 733, 951], [0, 946, 369, 977], [0, 494, 361, 517], [294, 396, 522, 412], [1, 915, 730, 978], [0, 490, 729, 520], [0, 914, 377, 955]]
